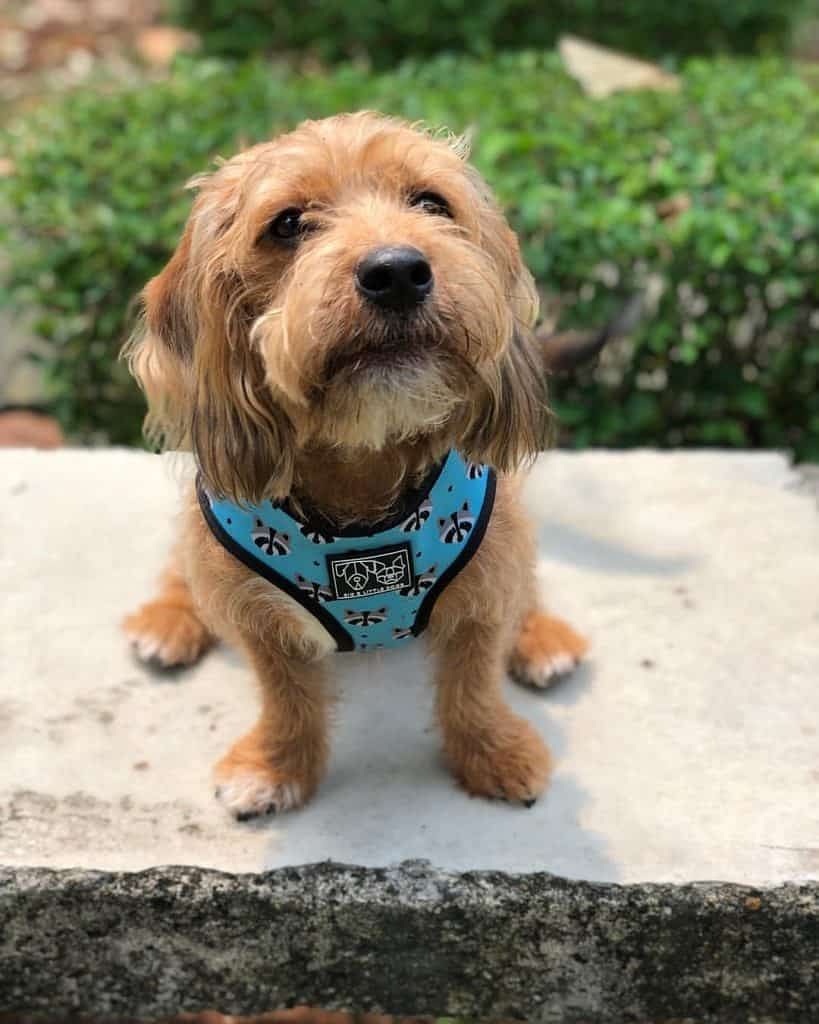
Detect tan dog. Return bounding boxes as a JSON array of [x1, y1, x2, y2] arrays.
[[123, 112, 588, 820]]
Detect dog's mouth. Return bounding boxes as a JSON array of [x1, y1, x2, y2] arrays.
[[307, 316, 465, 445], [322, 330, 437, 383]]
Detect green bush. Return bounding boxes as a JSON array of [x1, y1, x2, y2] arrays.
[[168, 0, 807, 65], [2, 54, 818, 457]]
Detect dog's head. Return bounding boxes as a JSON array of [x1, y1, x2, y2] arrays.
[[126, 112, 552, 502]]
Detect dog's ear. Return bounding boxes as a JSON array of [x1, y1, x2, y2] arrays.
[[143, 227, 196, 358], [123, 204, 295, 504], [122, 226, 193, 456], [460, 224, 553, 471], [461, 322, 554, 472]]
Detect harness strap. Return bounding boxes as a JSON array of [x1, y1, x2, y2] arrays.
[[197, 450, 496, 652]]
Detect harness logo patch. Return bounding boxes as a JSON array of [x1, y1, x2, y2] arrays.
[[326, 543, 415, 600]]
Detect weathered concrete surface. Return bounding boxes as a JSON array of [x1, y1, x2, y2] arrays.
[[1, 448, 818, 885], [1, 863, 819, 1024], [1, 449, 818, 1021]]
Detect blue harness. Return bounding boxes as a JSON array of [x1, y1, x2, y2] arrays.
[[197, 450, 496, 652]]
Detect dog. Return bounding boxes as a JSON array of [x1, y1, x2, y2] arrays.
[[122, 112, 589, 820]]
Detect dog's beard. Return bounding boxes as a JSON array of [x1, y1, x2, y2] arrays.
[[312, 351, 462, 449], [255, 299, 491, 452], [308, 311, 470, 448]]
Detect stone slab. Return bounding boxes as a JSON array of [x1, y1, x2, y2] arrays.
[[1, 863, 817, 1023], [2, 449, 818, 885]]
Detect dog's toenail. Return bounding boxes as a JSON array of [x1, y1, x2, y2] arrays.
[[523, 797, 537, 808]]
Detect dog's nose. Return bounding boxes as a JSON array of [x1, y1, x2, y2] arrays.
[[355, 246, 433, 310]]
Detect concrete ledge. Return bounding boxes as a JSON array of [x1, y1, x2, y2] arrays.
[[1, 862, 817, 1023]]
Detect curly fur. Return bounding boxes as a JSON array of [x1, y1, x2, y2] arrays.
[[122, 112, 588, 818]]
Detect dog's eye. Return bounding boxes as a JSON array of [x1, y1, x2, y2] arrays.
[[409, 191, 453, 218], [267, 207, 307, 242]]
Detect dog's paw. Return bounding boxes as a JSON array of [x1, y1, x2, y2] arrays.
[[446, 715, 552, 806], [214, 771, 304, 821], [214, 722, 325, 821], [509, 612, 589, 689], [123, 601, 213, 668]]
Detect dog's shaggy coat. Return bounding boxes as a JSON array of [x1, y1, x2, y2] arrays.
[[123, 113, 588, 818]]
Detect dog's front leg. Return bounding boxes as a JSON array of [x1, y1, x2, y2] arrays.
[[214, 640, 331, 820], [432, 620, 552, 806]]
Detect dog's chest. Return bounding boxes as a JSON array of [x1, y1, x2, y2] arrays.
[[198, 451, 495, 652]]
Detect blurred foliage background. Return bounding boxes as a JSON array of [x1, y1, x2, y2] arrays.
[[168, 0, 806, 65], [1, 0, 818, 458]]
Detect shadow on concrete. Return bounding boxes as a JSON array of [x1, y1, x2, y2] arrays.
[[524, 658, 596, 710], [242, 647, 620, 883], [537, 518, 697, 576], [122, 597, 616, 879]]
